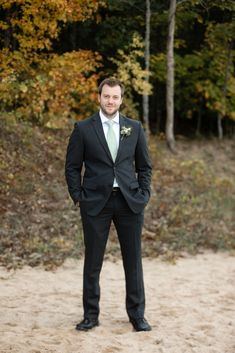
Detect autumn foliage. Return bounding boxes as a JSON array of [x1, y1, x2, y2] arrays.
[[0, 0, 103, 125]]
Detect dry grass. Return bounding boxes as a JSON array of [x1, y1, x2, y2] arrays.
[[0, 119, 234, 269]]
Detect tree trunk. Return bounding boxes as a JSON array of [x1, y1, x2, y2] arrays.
[[196, 102, 202, 137], [70, 23, 78, 50], [156, 108, 161, 134], [142, 0, 151, 141], [217, 112, 223, 139], [166, 0, 176, 153], [3, 9, 11, 49], [217, 40, 233, 139]]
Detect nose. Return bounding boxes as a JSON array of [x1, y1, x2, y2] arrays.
[[107, 97, 115, 104]]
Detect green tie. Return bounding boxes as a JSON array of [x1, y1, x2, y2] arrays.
[[106, 120, 118, 161]]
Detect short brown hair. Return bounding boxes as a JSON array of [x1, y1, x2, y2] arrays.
[[98, 77, 125, 97]]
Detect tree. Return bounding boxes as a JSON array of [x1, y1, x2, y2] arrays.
[[166, 0, 176, 152], [111, 33, 152, 120], [217, 40, 233, 139], [0, 0, 104, 125], [194, 22, 235, 137], [142, 0, 151, 140], [151, 0, 235, 137]]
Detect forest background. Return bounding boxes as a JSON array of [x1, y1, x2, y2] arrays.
[[0, 0, 234, 269]]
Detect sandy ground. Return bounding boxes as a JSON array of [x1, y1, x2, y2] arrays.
[[0, 253, 234, 353]]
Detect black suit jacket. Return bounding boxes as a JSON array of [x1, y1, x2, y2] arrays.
[[65, 112, 152, 216]]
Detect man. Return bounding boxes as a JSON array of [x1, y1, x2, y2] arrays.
[[65, 77, 152, 332]]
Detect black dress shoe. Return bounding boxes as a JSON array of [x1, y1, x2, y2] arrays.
[[75, 318, 99, 331], [130, 318, 152, 332]]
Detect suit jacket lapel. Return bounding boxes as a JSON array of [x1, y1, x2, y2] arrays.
[[91, 113, 113, 162], [115, 114, 126, 162]]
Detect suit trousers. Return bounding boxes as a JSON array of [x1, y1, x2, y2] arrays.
[[80, 189, 145, 320]]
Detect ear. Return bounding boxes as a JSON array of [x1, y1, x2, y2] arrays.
[[98, 94, 101, 103]]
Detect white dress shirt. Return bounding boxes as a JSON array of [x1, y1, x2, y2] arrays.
[[99, 109, 119, 187]]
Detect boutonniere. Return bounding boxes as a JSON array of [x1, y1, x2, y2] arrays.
[[120, 126, 132, 140]]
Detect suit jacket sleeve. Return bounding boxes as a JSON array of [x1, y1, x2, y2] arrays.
[[65, 123, 84, 204], [135, 123, 152, 197]]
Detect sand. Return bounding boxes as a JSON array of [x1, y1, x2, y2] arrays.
[[0, 252, 234, 353]]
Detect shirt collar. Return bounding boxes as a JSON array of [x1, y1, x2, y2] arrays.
[[99, 109, 119, 124]]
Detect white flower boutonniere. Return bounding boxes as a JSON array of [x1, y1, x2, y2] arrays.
[[120, 126, 132, 140]]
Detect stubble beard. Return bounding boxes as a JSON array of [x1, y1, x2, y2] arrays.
[[100, 106, 119, 119]]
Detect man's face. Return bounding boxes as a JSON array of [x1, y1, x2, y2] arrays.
[[98, 84, 123, 118]]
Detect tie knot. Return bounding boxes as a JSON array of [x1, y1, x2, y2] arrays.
[[106, 120, 114, 127]]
